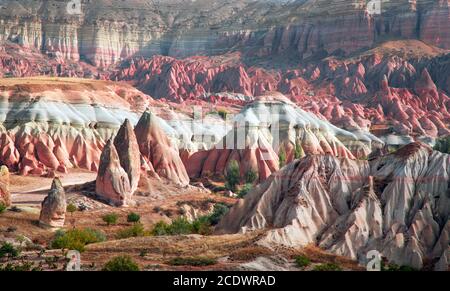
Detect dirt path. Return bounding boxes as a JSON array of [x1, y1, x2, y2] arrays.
[[10, 171, 97, 205]]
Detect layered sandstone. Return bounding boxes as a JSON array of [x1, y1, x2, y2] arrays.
[[0, 0, 448, 68]]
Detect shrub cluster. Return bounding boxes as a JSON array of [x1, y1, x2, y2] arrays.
[[103, 255, 140, 271], [51, 228, 106, 252]]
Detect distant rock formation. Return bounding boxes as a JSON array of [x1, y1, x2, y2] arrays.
[[39, 178, 67, 228], [217, 142, 450, 270], [187, 94, 381, 180], [135, 111, 190, 186], [96, 139, 133, 207], [0, 166, 11, 207]]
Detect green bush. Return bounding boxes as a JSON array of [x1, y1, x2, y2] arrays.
[[208, 203, 230, 225], [279, 147, 287, 168], [66, 203, 77, 213], [295, 255, 311, 268], [225, 160, 240, 192], [102, 213, 119, 226], [127, 212, 141, 223], [103, 255, 140, 271], [168, 257, 217, 266], [151, 221, 171, 236], [0, 242, 20, 258], [192, 216, 212, 235], [116, 223, 146, 239], [238, 183, 253, 198], [245, 169, 258, 184], [313, 263, 342, 271], [51, 228, 106, 252], [168, 217, 194, 235], [0, 202, 6, 214]]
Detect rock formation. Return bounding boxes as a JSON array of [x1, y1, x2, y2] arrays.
[[217, 142, 450, 270], [39, 178, 67, 228], [135, 111, 190, 186], [187, 93, 382, 180], [114, 119, 141, 194], [0, 1, 448, 67], [95, 139, 132, 207], [0, 166, 10, 207]]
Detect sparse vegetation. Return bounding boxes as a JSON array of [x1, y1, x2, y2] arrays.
[[0, 242, 20, 258], [0, 261, 43, 271], [66, 203, 77, 213], [279, 147, 287, 168], [217, 109, 228, 120], [192, 216, 212, 235], [51, 228, 106, 252], [208, 203, 230, 225], [168, 257, 217, 266], [116, 223, 147, 239], [225, 160, 240, 192], [313, 263, 342, 271], [103, 255, 140, 271], [230, 246, 272, 261], [102, 213, 119, 226], [238, 183, 253, 198], [382, 262, 417, 271], [294, 142, 304, 159], [295, 255, 311, 268], [0, 202, 6, 214], [434, 136, 450, 154], [151, 218, 193, 236], [127, 212, 141, 223], [245, 169, 258, 184]]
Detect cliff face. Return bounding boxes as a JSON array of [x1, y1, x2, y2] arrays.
[[0, 0, 448, 67]]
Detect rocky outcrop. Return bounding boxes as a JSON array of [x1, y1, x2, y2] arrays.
[[114, 119, 141, 194], [0, 166, 10, 207], [0, 78, 151, 176], [135, 111, 190, 186], [217, 142, 450, 270], [187, 93, 382, 180], [39, 178, 67, 228], [95, 139, 132, 207]]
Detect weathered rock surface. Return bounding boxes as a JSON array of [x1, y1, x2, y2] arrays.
[[187, 93, 382, 180], [95, 139, 132, 207], [114, 119, 141, 194], [135, 111, 190, 186], [0, 165, 10, 207], [0, 0, 448, 67], [217, 142, 450, 270], [39, 178, 67, 228]]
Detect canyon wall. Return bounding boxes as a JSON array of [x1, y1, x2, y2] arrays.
[[0, 0, 448, 67]]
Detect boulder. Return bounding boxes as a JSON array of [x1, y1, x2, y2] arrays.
[[39, 178, 67, 229]]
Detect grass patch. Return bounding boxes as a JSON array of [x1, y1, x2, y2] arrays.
[[229, 246, 272, 261], [0, 202, 7, 214]]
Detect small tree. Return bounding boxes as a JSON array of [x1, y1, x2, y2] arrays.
[[279, 147, 287, 168], [127, 212, 141, 223], [245, 169, 258, 184], [102, 213, 119, 226], [0, 202, 6, 214], [238, 183, 253, 198], [294, 142, 305, 159], [225, 160, 240, 192]]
